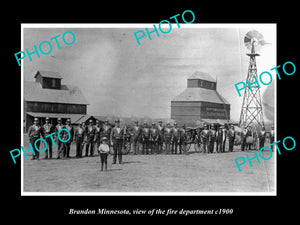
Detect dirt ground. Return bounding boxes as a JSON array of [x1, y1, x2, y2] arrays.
[[23, 135, 275, 193]]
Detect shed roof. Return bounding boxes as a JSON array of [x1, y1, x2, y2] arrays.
[[34, 70, 63, 79], [188, 71, 216, 82], [172, 87, 229, 104], [26, 112, 85, 122], [24, 81, 89, 105]]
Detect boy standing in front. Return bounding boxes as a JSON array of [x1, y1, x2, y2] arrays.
[[98, 137, 110, 171]]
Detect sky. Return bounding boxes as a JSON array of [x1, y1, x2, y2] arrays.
[[23, 24, 276, 122]]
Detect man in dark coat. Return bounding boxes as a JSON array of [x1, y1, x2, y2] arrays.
[[110, 119, 124, 164], [228, 125, 236, 152], [85, 119, 95, 157], [75, 122, 85, 158], [131, 120, 141, 155], [28, 117, 44, 160], [64, 118, 74, 158], [200, 124, 209, 154], [42, 117, 54, 159]]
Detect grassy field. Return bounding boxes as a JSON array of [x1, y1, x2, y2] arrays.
[[23, 135, 275, 193]]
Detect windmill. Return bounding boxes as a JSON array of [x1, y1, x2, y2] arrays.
[[239, 30, 269, 129]]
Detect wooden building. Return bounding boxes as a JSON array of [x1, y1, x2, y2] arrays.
[[24, 70, 89, 131], [171, 71, 231, 126]]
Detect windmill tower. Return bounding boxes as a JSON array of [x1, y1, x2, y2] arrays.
[[239, 30, 266, 129]]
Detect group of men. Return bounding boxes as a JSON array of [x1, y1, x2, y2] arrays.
[[28, 117, 74, 160], [129, 120, 188, 155], [27, 117, 275, 162], [240, 125, 275, 151], [196, 124, 236, 153]]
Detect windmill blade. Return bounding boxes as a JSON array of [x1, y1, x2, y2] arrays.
[[244, 30, 265, 52], [258, 39, 271, 46]]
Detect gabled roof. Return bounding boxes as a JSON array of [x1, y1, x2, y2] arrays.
[[172, 87, 229, 104], [34, 70, 62, 79], [24, 81, 89, 105], [188, 71, 216, 82]]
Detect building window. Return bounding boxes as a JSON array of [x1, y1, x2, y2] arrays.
[[52, 79, 56, 88], [200, 80, 203, 87]]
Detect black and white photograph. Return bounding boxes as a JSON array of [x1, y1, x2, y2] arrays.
[[21, 24, 276, 194]]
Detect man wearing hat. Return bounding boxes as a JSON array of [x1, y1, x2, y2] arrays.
[[246, 126, 253, 150], [171, 123, 180, 154], [55, 118, 65, 159], [216, 125, 224, 153], [221, 125, 227, 152], [93, 120, 101, 155], [110, 119, 124, 164], [100, 119, 112, 140], [208, 124, 217, 153], [240, 126, 248, 151], [258, 126, 266, 150], [131, 120, 141, 155], [141, 122, 150, 154], [28, 117, 44, 160], [270, 125, 275, 151], [163, 123, 172, 154], [200, 124, 209, 154], [178, 124, 187, 154], [42, 117, 54, 159], [85, 119, 96, 157], [75, 122, 85, 158], [157, 120, 164, 154], [228, 125, 236, 152], [150, 122, 159, 154], [65, 118, 74, 158]]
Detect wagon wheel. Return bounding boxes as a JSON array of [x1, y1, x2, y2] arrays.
[[185, 135, 192, 152], [194, 142, 203, 153], [193, 137, 203, 153]]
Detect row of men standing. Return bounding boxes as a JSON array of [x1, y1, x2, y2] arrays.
[[28, 117, 128, 164], [28, 117, 76, 160], [197, 124, 236, 153], [129, 120, 188, 155]]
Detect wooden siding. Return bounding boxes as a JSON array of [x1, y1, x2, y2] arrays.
[[26, 101, 87, 114], [171, 101, 230, 122]]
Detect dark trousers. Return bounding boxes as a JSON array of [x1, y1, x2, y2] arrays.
[[150, 140, 158, 154], [216, 139, 222, 153], [229, 138, 234, 152], [178, 140, 186, 154], [142, 139, 150, 154], [131, 138, 140, 155], [85, 139, 94, 156], [259, 137, 265, 150], [57, 141, 64, 159], [76, 137, 83, 157], [157, 136, 163, 154], [44, 139, 53, 159], [202, 139, 208, 153], [100, 153, 108, 171], [241, 139, 246, 151], [164, 140, 171, 154], [95, 137, 100, 154], [270, 137, 274, 151], [208, 139, 215, 153], [222, 139, 226, 152], [30, 137, 40, 159], [65, 142, 71, 157], [171, 139, 178, 154], [113, 139, 123, 164]]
